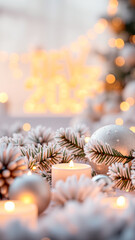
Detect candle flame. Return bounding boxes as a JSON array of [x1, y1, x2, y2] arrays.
[[69, 160, 74, 168], [116, 196, 126, 208], [4, 201, 15, 212]]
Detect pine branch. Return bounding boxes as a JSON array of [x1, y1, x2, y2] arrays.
[[35, 144, 63, 171], [56, 128, 85, 159], [61, 148, 74, 163], [85, 139, 134, 166], [107, 163, 134, 191], [131, 157, 135, 186]]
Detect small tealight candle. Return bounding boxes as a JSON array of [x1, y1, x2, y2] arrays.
[[52, 160, 91, 187], [103, 196, 128, 212], [0, 200, 37, 229]]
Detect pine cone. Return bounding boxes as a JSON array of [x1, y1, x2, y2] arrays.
[[52, 175, 103, 206], [0, 144, 28, 199], [27, 125, 54, 146]]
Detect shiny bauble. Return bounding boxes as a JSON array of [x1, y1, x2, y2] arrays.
[[9, 174, 51, 214], [90, 124, 135, 174], [92, 174, 112, 189]]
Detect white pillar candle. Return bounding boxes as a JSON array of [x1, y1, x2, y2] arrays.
[[52, 161, 91, 187], [0, 201, 37, 229]]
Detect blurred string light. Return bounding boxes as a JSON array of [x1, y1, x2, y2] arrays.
[[94, 18, 108, 34], [126, 97, 134, 106], [115, 118, 123, 125], [23, 123, 31, 131], [115, 38, 124, 49], [0, 92, 8, 103], [107, 0, 118, 16], [115, 56, 125, 67], [106, 74, 116, 84], [120, 101, 130, 111]]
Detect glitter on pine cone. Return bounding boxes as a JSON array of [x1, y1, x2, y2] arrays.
[[0, 143, 28, 199]]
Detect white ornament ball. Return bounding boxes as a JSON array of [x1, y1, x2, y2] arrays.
[[89, 124, 135, 174], [9, 174, 51, 214], [92, 175, 112, 188]]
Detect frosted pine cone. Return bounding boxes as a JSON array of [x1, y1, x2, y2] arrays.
[[27, 125, 54, 146], [0, 144, 28, 199], [52, 175, 103, 206]]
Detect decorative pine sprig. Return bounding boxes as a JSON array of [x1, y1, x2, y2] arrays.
[[85, 139, 134, 166], [21, 144, 41, 160], [27, 125, 54, 147], [55, 128, 85, 159], [34, 143, 63, 171], [61, 148, 74, 163], [107, 163, 134, 191]]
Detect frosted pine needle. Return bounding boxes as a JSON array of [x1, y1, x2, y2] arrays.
[[27, 125, 54, 147], [73, 124, 90, 137], [108, 162, 134, 191], [56, 128, 85, 158], [85, 139, 133, 166]]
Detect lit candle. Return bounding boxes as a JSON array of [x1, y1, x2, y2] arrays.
[[52, 160, 91, 187], [103, 196, 128, 212], [0, 200, 37, 229]]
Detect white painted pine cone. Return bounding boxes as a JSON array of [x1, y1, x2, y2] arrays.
[[0, 143, 28, 199]]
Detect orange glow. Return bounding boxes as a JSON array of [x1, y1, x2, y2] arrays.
[[107, 0, 118, 16], [126, 97, 134, 106], [115, 56, 125, 67], [0, 92, 8, 103], [130, 126, 135, 133], [115, 118, 123, 125], [20, 193, 35, 204], [69, 160, 74, 168], [106, 74, 116, 84], [120, 102, 130, 111], [94, 18, 108, 34], [4, 201, 15, 212], [23, 123, 31, 132], [112, 17, 123, 27], [108, 38, 116, 48], [115, 38, 124, 49], [129, 35, 135, 44]]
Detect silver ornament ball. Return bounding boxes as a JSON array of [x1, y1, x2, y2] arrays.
[[92, 174, 112, 187], [89, 124, 135, 174], [9, 174, 51, 214]]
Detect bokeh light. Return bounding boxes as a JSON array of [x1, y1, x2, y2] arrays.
[[106, 74, 116, 84], [115, 118, 123, 125], [0, 92, 8, 103], [108, 38, 116, 48], [115, 56, 125, 67], [120, 102, 130, 111], [115, 38, 124, 49], [23, 123, 31, 131], [126, 97, 134, 106]]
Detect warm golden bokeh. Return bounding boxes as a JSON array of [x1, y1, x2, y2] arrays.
[[115, 118, 123, 125], [129, 35, 135, 44], [115, 38, 124, 49], [23, 123, 31, 131], [126, 97, 135, 106], [115, 56, 125, 67], [0, 92, 8, 103], [108, 38, 116, 48], [120, 101, 130, 111], [106, 74, 116, 84], [94, 18, 108, 34]]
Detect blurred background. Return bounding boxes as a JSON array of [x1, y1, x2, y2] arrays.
[[0, 0, 134, 131]]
